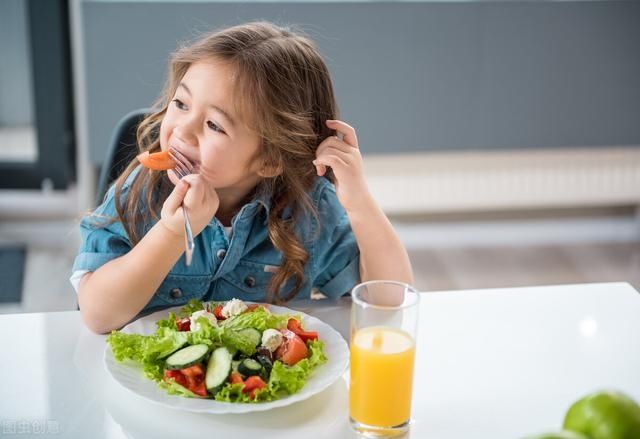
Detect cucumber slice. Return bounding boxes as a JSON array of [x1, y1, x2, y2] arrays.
[[165, 344, 209, 370], [238, 358, 263, 377], [205, 346, 233, 393], [236, 327, 261, 348]]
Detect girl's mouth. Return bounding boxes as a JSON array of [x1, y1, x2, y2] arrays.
[[169, 147, 200, 175]]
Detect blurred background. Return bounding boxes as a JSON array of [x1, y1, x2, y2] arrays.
[[0, 0, 639, 314]]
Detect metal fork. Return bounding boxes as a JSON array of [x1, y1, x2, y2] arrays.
[[168, 147, 196, 266]]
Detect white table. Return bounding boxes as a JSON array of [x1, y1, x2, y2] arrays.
[[1, 282, 639, 438]]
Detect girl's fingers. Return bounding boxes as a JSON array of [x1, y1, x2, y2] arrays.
[[313, 123, 359, 175], [180, 174, 205, 206], [318, 146, 352, 164], [164, 179, 189, 212], [326, 120, 358, 148], [317, 136, 356, 155], [314, 137, 357, 175], [313, 155, 349, 175]]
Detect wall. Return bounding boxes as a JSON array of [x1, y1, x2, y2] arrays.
[[83, 1, 640, 166]]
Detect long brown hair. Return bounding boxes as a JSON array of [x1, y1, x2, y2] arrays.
[[111, 21, 338, 303]]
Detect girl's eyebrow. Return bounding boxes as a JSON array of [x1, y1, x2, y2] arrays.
[[178, 82, 236, 127]]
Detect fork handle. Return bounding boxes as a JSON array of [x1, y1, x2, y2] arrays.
[[182, 205, 195, 266]]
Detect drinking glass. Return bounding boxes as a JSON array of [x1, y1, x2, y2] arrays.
[[349, 280, 420, 437]]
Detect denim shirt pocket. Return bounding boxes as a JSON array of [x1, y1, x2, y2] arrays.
[[217, 259, 277, 301], [147, 273, 214, 309]]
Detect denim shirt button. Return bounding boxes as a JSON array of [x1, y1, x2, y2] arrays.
[[216, 249, 227, 260], [169, 288, 183, 299], [244, 276, 256, 288]]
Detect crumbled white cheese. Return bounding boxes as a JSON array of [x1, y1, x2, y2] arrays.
[[190, 310, 217, 331], [261, 328, 284, 352], [222, 298, 248, 318]]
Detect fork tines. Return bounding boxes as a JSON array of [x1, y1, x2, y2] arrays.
[[168, 147, 194, 179]]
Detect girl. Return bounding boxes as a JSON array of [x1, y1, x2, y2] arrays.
[[72, 21, 413, 334]]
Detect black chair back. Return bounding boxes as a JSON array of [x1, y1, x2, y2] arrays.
[[95, 108, 150, 204]]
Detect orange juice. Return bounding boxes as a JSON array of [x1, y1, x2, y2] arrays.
[[350, 326, 416, 427]]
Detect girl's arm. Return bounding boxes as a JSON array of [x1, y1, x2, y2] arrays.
[[79, 176, 219, 334], [78, 222, 185, 334], [345, 195, 413, 285], [313, 120, 414, 285]]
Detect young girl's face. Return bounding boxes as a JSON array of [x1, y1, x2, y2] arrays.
[[160, 60, 263, 196]]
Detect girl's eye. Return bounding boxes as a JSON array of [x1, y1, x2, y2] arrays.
[[172, 99, 187, 110], [207, 120, 225, 134]]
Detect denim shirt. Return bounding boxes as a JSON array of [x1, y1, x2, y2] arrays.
[[72, 171, 360, 315]]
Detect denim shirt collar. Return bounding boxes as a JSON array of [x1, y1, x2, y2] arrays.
[[206, 187, 272, 229], [205, 178, 325, 229], [254, 189, 271, 216]]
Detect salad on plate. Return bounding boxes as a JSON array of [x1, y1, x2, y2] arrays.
[[107, 298, 327, 403]]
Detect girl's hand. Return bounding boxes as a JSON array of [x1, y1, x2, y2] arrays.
[[160, 174, 219, 238], [313, 120, 372, 213]]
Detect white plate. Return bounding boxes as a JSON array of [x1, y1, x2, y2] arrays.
[[104, 303, 350, 414]]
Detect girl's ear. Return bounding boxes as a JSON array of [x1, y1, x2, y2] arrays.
[[258, 161, 283, 178]]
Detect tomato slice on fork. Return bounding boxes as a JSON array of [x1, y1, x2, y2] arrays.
[[136, 150, 175, 170]]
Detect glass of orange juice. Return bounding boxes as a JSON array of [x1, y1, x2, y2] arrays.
[[349, 280, 419, 437]]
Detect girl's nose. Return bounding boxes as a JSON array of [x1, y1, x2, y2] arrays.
[[173, 125, 197, 146], [173, 123, 198, 146]]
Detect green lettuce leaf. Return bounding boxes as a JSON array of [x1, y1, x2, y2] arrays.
[[148, 328, 189, 359], [266, 340, 328, 395], [108, 326, 188, 381], [185, 317, 223, 346], [107, 331, 146, 363], [214, 383, 252, 403], [155, 312, 178, 331], [185, 317, 258, 356], [306, 340, 328, 367], [221, 329, 258, 356], [142, 359, 166, 381], [179, 299, 205, 317], [108, 329, 187, 362], [222, 307, 289, 332]]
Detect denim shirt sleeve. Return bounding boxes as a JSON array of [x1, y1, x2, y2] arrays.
[[311, 181, 360, 299], [72, 184, 132, 273]]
